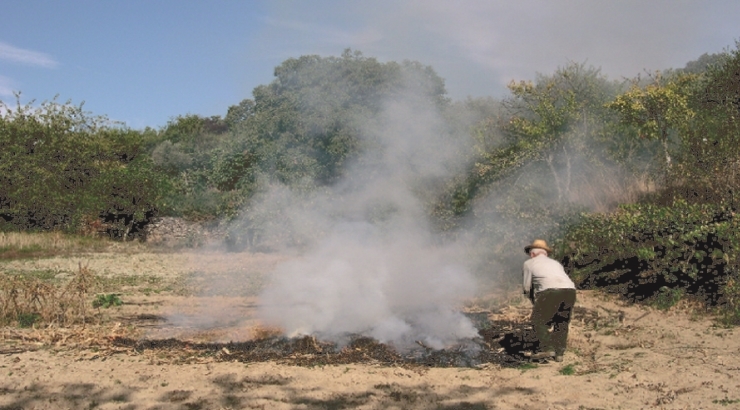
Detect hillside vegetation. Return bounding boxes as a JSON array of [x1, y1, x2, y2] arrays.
[[2, 44, 739, 319], [555, 45, 740, 322]]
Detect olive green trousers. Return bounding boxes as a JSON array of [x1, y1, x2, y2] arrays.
[[531, 288, 577, 356]]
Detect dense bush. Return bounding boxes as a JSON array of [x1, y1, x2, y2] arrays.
[[0, 96, 167, 238], [555, 201, 738, 303]]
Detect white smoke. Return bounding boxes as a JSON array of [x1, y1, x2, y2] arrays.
[[254, 84, 479, 349]]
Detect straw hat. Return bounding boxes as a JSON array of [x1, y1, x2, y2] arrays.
[[524, 239, 552, 255]]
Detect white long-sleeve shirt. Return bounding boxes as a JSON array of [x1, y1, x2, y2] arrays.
[[522, 254, 576, 296]]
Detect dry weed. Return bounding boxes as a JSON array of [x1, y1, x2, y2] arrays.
[[0, 262, 100, 328], [465, 291, 529, 313], [250, 323, 284, 340], [0, 231, 114, 259], [570, 169, 655, 213]]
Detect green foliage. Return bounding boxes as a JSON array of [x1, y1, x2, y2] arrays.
[[92, 293, 123, 309], [556, 44, 740, 319], [662, 42, 740, 207], [556, 200, 739, 308], [0, 95, 165, 237], [436, 63, 624, 225], [717, 269, 740, 326], [150, 50, 452, 225], [518, 363, 538, 371], [652, 286, 685, 310], [242, 49, 449, 186], [676, 52, 729, 75], [433, 63, 635, 285], [607, 73, 696, 171], [608, 44, 740, 206], [148, 114, 247, 220], [17, 312, 41, 328], [559, 364, 576, 375], [151, 140, 192, 176], [713, 397, 740, 406]]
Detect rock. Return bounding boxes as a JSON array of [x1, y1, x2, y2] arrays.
[[143, 217, 225, 247]]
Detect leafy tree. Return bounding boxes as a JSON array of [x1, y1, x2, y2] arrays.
[[239, 49, 449, 186], [224, 98, 255, 130], [501, 63, 624, 203], [667, 42, 740, 206], [149, 50, 453, 223], [677, 52, 729, 75], [147, 114, 241, 219], [151, 140, 192, 176], [607, 73, 696, 172]]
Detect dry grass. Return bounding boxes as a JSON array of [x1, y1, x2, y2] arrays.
[[0, 231, 73, 250], [464, 286, 532, 314], [569, 169, 656, 213], [0, 262, 99, 328], [0, 231, 112, 259], [250, 324, 285, 340]]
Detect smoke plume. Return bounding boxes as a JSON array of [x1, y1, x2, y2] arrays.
[[252, 83, 479, 349]]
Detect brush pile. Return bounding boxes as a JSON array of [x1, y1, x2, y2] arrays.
[[111, 313, 539, 368]]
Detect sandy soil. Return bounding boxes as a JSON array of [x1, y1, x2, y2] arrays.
[[2, 250, 740, 410]]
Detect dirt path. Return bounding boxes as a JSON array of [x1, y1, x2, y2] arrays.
[[1, 250, 739, 409]]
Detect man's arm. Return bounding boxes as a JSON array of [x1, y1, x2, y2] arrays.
[[522, 264, 531, 295], [523, 263, 535, 304]]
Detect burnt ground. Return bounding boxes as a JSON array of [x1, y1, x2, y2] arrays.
[[111, 312, 542, 369]]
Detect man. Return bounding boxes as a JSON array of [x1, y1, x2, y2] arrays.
[[522, 239, 576, 362]]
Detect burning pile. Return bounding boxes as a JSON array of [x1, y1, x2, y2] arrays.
[[112, 313, 539, 368]]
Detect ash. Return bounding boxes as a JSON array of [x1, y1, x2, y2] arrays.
[[113, 313, 540, 368]]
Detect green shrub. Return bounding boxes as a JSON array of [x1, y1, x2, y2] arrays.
[[17, 312, 41, 328], [559, 364, 576, 375], [92, 294, 123, 309], [0, 96, 166, 237], [556, 199, 740, 315], [652, 286, 685, 310]]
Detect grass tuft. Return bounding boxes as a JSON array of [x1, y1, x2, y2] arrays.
[[518, 363, 538, 372], [92, 294, 123, 309], [559, 364, 576, 375], [713, 397, 740, 406]]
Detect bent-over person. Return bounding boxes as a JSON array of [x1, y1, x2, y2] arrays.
[[522, 239, 576, 362]]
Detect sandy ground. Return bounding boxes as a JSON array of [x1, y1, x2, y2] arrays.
[[2, 250, 740, 410]]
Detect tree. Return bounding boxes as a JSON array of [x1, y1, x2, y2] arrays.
[[502, 62, 621, 203], [668, 42, 740, 206], [678, 52, 729, 75], [236, 49, 450, 187], [606, 73, 696, 171]]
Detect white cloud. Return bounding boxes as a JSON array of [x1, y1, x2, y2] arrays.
[[258, 0, 739, 98], [0, 41, 59, 68]]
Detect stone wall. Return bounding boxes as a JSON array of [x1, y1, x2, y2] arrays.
[[144, 217, 225, 247]]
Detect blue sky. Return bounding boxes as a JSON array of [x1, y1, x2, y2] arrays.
[[1, 1, 738, 129]]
